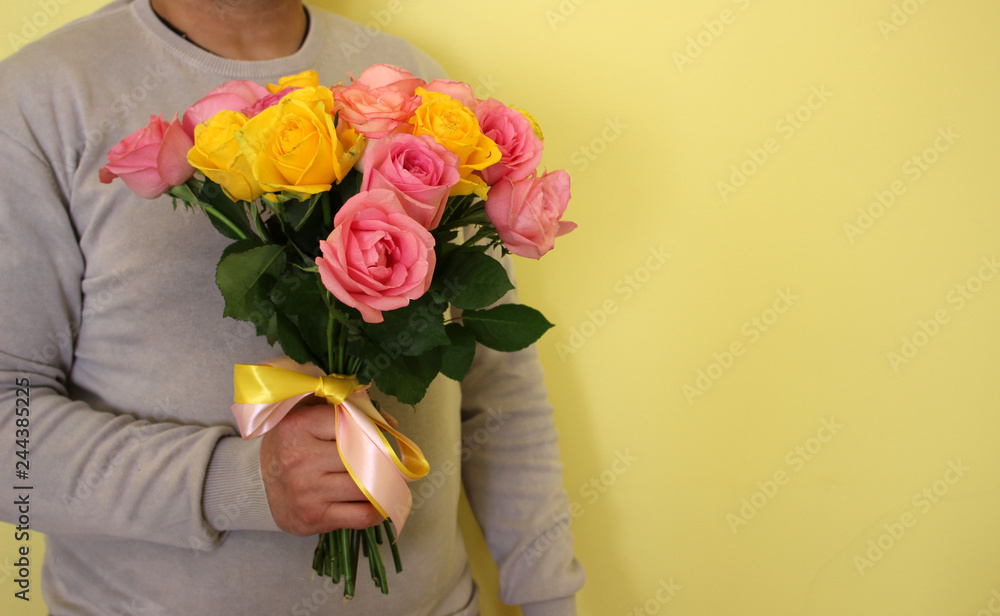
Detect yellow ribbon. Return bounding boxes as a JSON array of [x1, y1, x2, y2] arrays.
[[234, 364, 360, 406], [231, 361, 429, 531]]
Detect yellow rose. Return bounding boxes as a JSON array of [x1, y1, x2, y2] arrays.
[[284, 86, 367, 172], [267, 70, 320, 94], [187, 110, 263, 202], [409, 88, 501, 198], [238, 87, 349, 195], [280, 85, 336, 114]]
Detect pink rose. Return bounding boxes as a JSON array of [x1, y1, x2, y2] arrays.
[[424, 79, 479, 112], [181, 80, 270, 137], [361, 134, 460, 230], [99, 114, 193, 199], [485, 170, 576, 259], [476, 98, 544, 186], [158, 114, 196, 185], [316, 189, 436, 323], [332, 64, 425, 138]]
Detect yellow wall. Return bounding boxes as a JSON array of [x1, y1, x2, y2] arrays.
[[4, 1, 1000, 614]]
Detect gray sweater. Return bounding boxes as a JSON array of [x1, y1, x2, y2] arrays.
[[0, 1, 583, 614]]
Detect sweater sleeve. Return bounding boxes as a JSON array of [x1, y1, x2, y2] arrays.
[[459, 257, 585, 612], [0, 133, 279, 550]]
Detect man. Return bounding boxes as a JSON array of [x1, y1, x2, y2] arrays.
[[0, 0, 583, 613]]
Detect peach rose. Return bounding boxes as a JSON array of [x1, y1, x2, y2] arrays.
[[332, 64, 425, 138]]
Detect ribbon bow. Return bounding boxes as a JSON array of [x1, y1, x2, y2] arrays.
[[231, 357, 429, 534]]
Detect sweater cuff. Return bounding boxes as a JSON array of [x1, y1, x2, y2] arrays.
[[202, 435, 281, 534], [522, 596, 577, 616]]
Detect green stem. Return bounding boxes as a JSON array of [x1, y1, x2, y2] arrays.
[[366, 527, 389, 594], [326, 309, 336, 376], [347, 529, 361, 599], [384, 520, 403, 574], [322, 191, 332, 228], [312, 538, 324, 574], [337, 318, 348, 374], [200, 204, 248, 240], [329, 532, 341, 583], [439, 194, 476, 228], [340, 528, 353, 599]]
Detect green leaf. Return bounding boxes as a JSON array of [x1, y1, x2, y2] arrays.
[[439, 324, 477, 381], [434, 250, 513, 310], [216, 244, 286, 324], [270, 269, 325, 317], [359, 348, 441, 406], [220, 237, 265, 262], [432, 227, 460, 250], [270, 274, 332, 362], [285, 193, 323, 231], [334, 168, 364, 201], [461, 304, 553, 352], [263, 312, 278, 345], [198, 179, 255, 240], [167, 183, 199, 204], [275, 312, 322, 367], [363, 295, 449, 357]]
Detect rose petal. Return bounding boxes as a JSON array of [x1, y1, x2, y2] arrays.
[[157, 114, 195, 186]]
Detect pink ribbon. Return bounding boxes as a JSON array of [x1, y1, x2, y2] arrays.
[[230, 357, 429, 533]]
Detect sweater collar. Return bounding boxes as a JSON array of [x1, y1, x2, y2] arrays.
[[131, 0, 324, 80]]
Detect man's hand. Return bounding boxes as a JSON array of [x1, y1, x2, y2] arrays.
[[259, 403, 384, 536]]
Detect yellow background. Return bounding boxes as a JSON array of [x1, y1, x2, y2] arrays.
[[3, 0, 1000, 614]]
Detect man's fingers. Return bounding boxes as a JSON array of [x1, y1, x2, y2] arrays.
[[320, 502, 385, 532], [259, 400, 387, 536], [304, 469, 368, 503], [278, 402, 338, 441]]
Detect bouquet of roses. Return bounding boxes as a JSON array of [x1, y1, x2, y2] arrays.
[[99, 65, 574, 598]]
